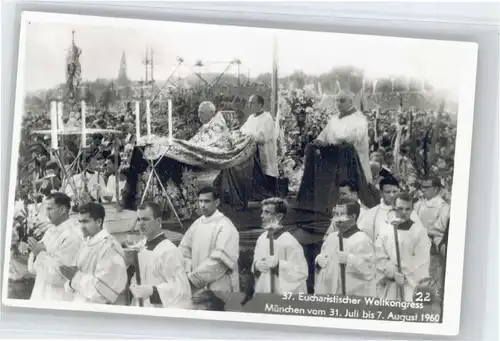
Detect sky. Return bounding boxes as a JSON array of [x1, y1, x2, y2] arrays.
[[22, 14, 476, 99]]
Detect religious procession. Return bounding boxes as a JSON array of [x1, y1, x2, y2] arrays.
[[8, 31, 454, 315]]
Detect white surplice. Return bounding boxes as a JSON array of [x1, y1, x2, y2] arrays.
[[358, 200, 423, 242], [240, 111, 278, 177], [28, 219, 84, 302], [414, 196, 450, 248], [315, 227, 375, 297], [101, 174, 126, 203], [375, 220, 430, 301], [62, 171, 107, 202], [130, 234, 192, 308], [316, 109, 372, 183], [179, 210, 240, 292], [252, 229, 308, 294], [66, 229, 127, 304]]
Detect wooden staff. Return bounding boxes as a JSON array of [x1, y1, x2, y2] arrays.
[[133, 250, 144, 307], [338, 232, 346, 296], [269, 229, 275, 293], [393, 224, 405, 301]]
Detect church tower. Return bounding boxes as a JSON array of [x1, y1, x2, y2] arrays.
[[117, 51, 129, 86]]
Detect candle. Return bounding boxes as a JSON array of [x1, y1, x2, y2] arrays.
[[135, 101, 140, 141], [146, 99, 151, 142], [50, 101, 58, 149], [168, 99, 173, 144], [81, 100, 87, 148], [57, 102, 64, 132]]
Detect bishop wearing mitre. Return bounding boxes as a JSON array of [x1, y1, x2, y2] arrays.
[[127, 202, 192, 308]]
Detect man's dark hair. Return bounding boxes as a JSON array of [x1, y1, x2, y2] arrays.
[[379, 176, 400, 191], [198, 186, 220, 200], [46, 192, 71, 210], [254, 94, 265, 107], [79, 202, 106, 223], [394, 192, 414, 206], [336, 197, 361, 219], [339, 180, 359, 193], [261, 197, 289, 217], [138, 202, 162, 219]]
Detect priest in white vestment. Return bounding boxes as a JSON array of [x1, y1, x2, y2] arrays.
[[414, 177, 450, 250], [358, 177, 423, 242], [253, 198, 308, 294], [61, 203, 127, 304], [189, 101, 230, 146], [27, 192, 84, 302], [179, 186, 240, 292], [128, 202, 191, 308], [62, 169, 107, 204], [375, 193, 430, 301], [314, 91, 372, 183], [240, 94, 278, 178], [315, 198, 375, 297]]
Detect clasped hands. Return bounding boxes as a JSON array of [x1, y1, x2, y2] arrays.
[[129, 284, 154, 299], [385, 264, 405, 285], [27, 237, 45, 256], [316, 251, 350, 268], [255, 256, 279, 273]]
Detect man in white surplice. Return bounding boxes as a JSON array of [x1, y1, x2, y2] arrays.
[[27, 192, 83, 302], [314, 91, 372, 183], [253, 198, 308, 294], [240, 95, 278, 178], [179, 186, 240, 292], [128, 202, 192, 308], [375, 193, 430, 301], [60, 203, 127, 304]]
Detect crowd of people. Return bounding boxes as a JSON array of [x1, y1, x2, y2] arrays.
[[10, 85, 453, 316]]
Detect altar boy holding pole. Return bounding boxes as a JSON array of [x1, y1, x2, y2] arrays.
[[252, 198, 308, 294], [315, 198, 376, 297], [375, 193, 430, 301]]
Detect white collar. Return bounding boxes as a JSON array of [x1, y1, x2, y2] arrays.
[[379, 199, 393, 210], [424, 195, 445, 208], [199, 209, 223, 223], [86, 228, 110, 246]]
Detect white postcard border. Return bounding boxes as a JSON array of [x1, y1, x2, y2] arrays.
[[1, 11, 479, 336]]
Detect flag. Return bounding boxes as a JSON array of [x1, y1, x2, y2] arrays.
[[270, 36, 279, 120], [66, 31, 82, 103]]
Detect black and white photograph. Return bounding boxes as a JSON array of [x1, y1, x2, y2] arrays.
[[2, 11, 478, 335]]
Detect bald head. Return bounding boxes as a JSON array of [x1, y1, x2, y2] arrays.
[[336, 90, 354, 113], [198, 101, 216, 124]]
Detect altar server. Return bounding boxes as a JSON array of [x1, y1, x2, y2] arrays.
[[128, 202, 191, 308], [314, 91, 372, 183], [60, 203, 127, 304], [179, 186, 240, 292], [253, 198, 308, 294], [324, 180, 368, 238], [375, 193, 430, 301], [27, 192, 83, 301], [315, 198, 375, 296], [240, 94, 278, 178], [358, 177, 422, 242]]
